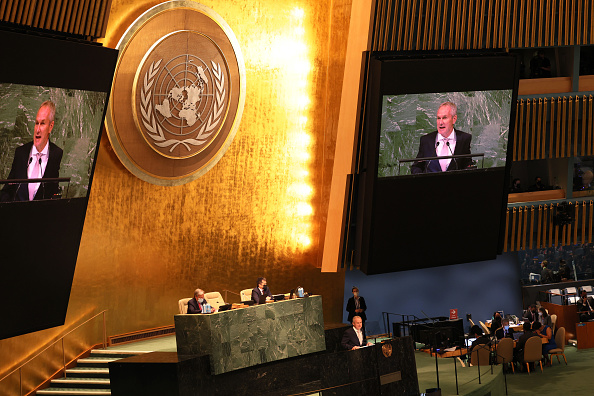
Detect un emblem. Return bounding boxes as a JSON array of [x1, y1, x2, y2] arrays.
[[106, 1, 245, 185], [134, 31, 229, 159]]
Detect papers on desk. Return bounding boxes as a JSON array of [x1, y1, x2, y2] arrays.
[[443, 347, 457, 352]]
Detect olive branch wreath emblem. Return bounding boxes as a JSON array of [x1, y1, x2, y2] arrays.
[[140, 59, 226, 152]]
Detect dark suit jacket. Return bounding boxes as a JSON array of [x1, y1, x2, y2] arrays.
[[346, 296, 367, 322], [1, 141, 63, 202], [187, 297, 208, 314], [411, 130, 472, 174], [251, 286, 272, 304], [495, 327, 515, 340], [341, 327, 367, 350]]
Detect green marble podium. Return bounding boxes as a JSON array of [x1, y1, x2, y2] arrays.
[[174, 295, 325, 374]]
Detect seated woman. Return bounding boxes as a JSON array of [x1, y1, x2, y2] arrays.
[[539, 307, 552, 327], [534, 321, 556, 364]]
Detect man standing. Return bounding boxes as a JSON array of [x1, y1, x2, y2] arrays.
[[411, 101, 472, 174], [251, 277, 272, 304], [341, 316, 373, 350], [346, 286, 367, 325], [1, 101, 63, 202]]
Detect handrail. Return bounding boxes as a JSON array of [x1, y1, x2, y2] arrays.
[[0, 310, 107, 395]]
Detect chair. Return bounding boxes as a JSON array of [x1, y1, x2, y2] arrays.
[[496, 337, 515, 373], [178, 298, 192, 314], [564, 287, 578, 305], [550, 314, 557, 333], [522, 336, 543, 373], [547, 327, 567, 365], [548, 288, 563, 305], [204, 291, 225, 310], [240, 288, 252, 302], [583, 285, 594, 298], [470, 343, 491, 366], [479, 321, 490, 335], [468, 318, 476, 327], [529, 273, 541, 283]]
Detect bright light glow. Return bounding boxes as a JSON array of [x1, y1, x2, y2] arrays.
[[296, 203, 313, 217], [289, 183, 313, 197], [292, 8, 305, 19], [297, 234, 312, 247]]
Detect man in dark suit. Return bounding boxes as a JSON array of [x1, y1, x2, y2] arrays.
[[1, 101, 63, 202], [341, 316, 373, 350], [346, 286, 367, 324], [187, 288, 216, 314], [251, 277, 273, 304], [411, 101, 472, 174], [495, 318, 515, 340], [513, 321, 534, 364], [577, 289, 594, 322]]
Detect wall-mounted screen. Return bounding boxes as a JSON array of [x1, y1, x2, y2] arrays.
[[0, 28, 118, 340], [350, 51, 519, 275]]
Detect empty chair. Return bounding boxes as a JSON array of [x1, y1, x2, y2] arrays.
[[204, 291, 225, 310], [240, 288, 252, 302], [564, 287, 578, 305], [496, 337, 515, 373], [178, 297, 192, 314], [468, 318, 476, 327], [522, 336, 544, 374], [479, 321, 490, 335], [547, 327, 567, 365], [470, 343, 491, 366], [550, 314, 557, 333], [548, 288, 563, 305]]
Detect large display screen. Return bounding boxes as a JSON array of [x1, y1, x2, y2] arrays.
[[350, 51, 519, 275], [378, 89, 513, 177], [0, 29, 118, 340]]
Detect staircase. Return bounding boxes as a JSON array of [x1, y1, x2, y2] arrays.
[[36, 350, 148, 396]]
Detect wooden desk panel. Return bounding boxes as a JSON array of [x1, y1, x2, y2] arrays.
[[541, 301, 578, 343], [576, 322, 594, 350]]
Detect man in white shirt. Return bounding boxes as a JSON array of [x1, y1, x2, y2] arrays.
[[341, 316, 373, 350], [411, 101, 473, 174], [1, 101, 63, 201]]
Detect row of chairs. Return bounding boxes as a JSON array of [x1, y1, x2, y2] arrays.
[[547, 286, 593, 305], [177, 289, 258, 314], [471, 327, 567, 374]]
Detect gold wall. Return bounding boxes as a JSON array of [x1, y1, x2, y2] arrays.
[[0, 0, 352, 389]]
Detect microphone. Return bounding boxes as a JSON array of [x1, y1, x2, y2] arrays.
[[14, 157, 34, 201], [446, 141, 458, 170]]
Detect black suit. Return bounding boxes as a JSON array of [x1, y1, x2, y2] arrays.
[[187, 298, 208, 314], [495, 327, 515, 340], [1, 141, 63, 202], [411, 130, 472, 174], [251, 286, 272, 304], [341, 327, 367, 350], [577, 296, 594, 321], [346, 296, 367, 323]]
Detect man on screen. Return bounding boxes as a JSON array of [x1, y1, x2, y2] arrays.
[[410, 101, 472, 174], [0, 101, 63, 202]]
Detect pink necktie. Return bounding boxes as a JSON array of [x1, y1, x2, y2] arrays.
[[28, 153, 42, 200]]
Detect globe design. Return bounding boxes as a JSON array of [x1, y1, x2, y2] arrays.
[[153, 55, 215, 136]]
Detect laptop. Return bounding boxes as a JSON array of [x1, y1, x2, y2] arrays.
[[272, 294, 285, 301], [465, 337, 477, 348], [218, 304, 232, 312]]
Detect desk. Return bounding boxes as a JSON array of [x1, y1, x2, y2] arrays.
[[540, 301, 577, 343], [576, 321, 594, 349], [175, 295, 325, 374]]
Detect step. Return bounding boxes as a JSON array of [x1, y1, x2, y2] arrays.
[[50, 377, 110, 389], [37, 389, 110, 395], [89, 349, 151, 359], [65, 368, 110, 379], [75, 358, 119, 368]]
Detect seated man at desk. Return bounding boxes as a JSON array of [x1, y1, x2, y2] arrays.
[[252, 277, 273, 304], [577, 289, 594, 322], [342, 316, 373, 350], [513, 322, 534, 364], [187, 288, 217, 314], [495, 318, 515, 340]]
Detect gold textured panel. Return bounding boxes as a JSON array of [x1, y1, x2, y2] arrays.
[[0, 0, 350, 388]]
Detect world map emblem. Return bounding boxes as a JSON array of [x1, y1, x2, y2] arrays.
[[105, 1, 245, 185], [134, 31, 230, 159]]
